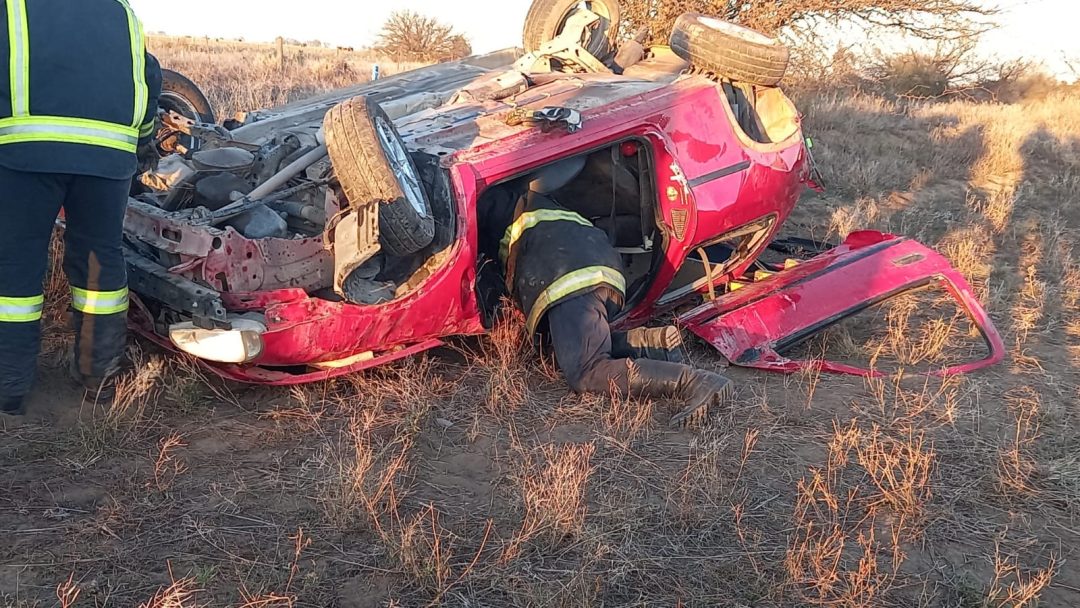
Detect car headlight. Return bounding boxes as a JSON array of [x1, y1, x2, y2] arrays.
[[169, 318, 265, 364]]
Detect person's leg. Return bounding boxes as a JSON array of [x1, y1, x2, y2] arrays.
[[61, 175, 131, 399], [0, 167, 66, 414], [610, 326, 686, 363], [546, 289, 633, 394], [546, 289, 734, 427]]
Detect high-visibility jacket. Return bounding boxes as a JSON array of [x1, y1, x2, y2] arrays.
[[498, 193, 626, 334], [0, 0, 161, 179]]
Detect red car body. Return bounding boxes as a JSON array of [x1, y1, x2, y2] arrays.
[[125, 56, 1003, 384]]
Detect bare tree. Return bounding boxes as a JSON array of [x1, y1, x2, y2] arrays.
[[376, 11, 471, 62], [1065, 55, 1078, 80], [447, 35, 473, 61], [621, 0, 996, 45]]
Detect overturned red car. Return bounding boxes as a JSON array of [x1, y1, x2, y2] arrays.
[[123, 3, 1004, 384]]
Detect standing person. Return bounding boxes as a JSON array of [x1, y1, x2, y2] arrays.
[[478, 179, 734, 427], [0, 0, 162, 415]]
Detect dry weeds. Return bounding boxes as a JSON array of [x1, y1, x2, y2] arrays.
[[0, 36, 1076, 607], [148, 36, 424, 119]]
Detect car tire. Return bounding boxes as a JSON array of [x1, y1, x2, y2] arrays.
[[324, 96, 435, 258], [158, 69, 215, 153], [669, 13, 790, 86], [523, 0, 621, 59]]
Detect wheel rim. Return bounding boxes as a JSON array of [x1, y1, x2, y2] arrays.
[[375, 116, 429, 219], [556, 2, 612, 48], [158, 91, 202, 154], [557, 1, 612, 31]]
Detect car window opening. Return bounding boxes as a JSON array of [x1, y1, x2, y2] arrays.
[[659, 215, 776, 305], [474, 137, 661, 320]]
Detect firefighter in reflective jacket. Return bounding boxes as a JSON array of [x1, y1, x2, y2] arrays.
[[480, 188, 735, 427], [0, 0, 162, 415]]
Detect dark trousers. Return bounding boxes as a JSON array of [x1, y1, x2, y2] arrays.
[[0, 166, 130, 399], [546, 288, 635, 394]]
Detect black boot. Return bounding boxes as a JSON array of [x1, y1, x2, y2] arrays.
[[69, 357, 118, 406], [613, 326, 686, 363], [628, 359, 734, 428], [1, 396, 26, 416]]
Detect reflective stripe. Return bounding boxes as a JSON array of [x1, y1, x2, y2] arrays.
[[139, 120, 156, 138], [71, 286, 129, 315], [0, 295, 44, 323], [2, 0, 146, 151], [120, 0, 148, 127], [500, 209, 593, 263], [0, 116, 139, 152], [525, 266, 626, 334], [6, 0, 29, 116]]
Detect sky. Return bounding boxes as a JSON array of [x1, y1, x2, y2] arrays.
[[129, 0, 1079, 78]]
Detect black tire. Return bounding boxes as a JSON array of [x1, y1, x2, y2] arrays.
[[158, 69, 215, 153], [324, 96, 435, 258], [670, 13, 790, 86], [523, 0, 621, 59]]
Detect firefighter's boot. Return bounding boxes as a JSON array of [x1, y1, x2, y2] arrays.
[[1, 396, 25, 416], [613, 326, 686, 363], [69, 357, 120, 406], [628, 359, 734, 428]]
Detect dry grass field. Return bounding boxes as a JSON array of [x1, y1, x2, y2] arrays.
[[145, 36, 426, 119], [1, 37, 1079, 607]]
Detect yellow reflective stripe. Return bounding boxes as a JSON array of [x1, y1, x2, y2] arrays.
[[4, 0, 145, 137], [0, 115, 139, 136], [7, 0, 29, 116], [0, 294, 44, 323], [70, 287, 129, 315], [525, 266, 626, 334], [121, 0, 148, 127], [0, 116, 139, 152], [139, 120, 156, 138], [499, 209, 593, 263]]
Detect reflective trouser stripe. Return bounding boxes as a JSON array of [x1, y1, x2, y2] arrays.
[[70, 287, 129, 315], [526, 266, 626, 334], [0, 117, 139, 152], [6, 0, 29, 116], [500, 209, 594, 264], [0, 295, 44, 323], [118, 0, 148, 127]]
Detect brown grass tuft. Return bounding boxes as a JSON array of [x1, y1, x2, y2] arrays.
[[476, 307, 532, 416], [77, 348, 166, 459], [151, 433, 189, 492], [316, 415, 412, 531], [138, 575, 199, 608], [985, 536, 1057, 608], [996, 387, 1042, 497], [786, 420, 935, 606], [505, 442, 596, 561]]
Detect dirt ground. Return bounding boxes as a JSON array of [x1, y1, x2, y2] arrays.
[[2, 42, 1079, 608]]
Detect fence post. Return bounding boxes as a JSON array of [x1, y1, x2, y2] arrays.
[[276, 36, 285, 72]]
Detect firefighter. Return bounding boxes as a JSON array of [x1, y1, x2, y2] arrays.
[[0, 0, 162, 415], [478, 173, 734, 427]]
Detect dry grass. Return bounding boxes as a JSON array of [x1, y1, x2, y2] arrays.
[[148, 36, 425, 119], [76, 347, 166, 462], [0, 36, 1077, 607], [504, 442, 596, 561]]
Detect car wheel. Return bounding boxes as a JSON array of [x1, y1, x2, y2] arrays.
[[158, 69, 215, 154], [324, 96, 435, 258], [669, 13, 790, 86], [523, 0, 621, 60]]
